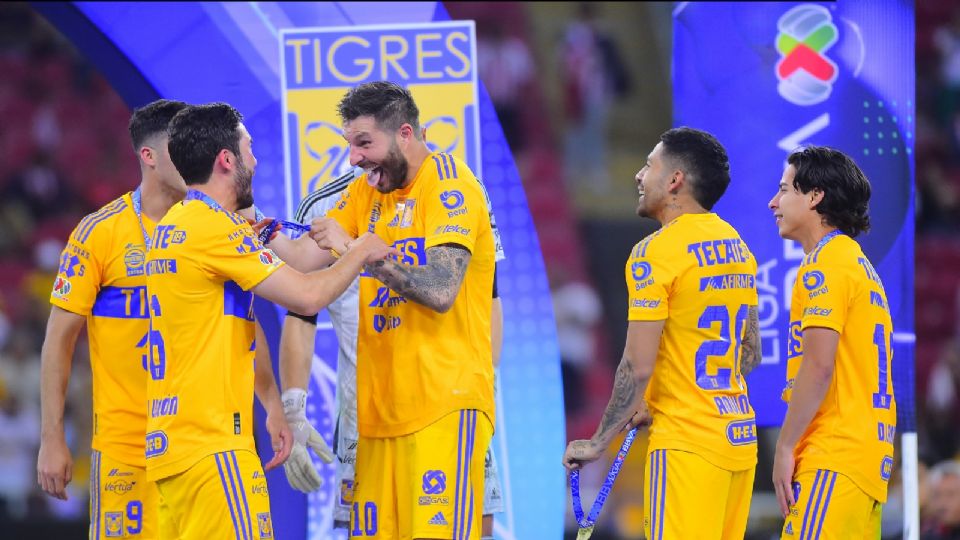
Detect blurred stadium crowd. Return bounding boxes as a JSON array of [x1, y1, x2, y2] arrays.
[[0, 2, 957, 538]]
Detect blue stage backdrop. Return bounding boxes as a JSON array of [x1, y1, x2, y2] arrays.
[[673, 1, 915, 428], [34, 3, 565, 539]]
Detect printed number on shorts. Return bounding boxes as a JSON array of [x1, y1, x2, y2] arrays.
[[351, 501, 378, 536], [126, 500, 143, 535]]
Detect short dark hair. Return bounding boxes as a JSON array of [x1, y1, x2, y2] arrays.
[[787, 146, 871, 237], [659, 127, 730, 210], [167, 103, 243, 185], [337, 81, 421, 138], [128, 99, 189, 150]]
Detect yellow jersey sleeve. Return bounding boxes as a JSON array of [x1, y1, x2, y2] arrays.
[[181, 212, 284, 291], [625, 237, 680, 321], [422, 178, 487, 253], [796, 262, 851, 335], [325, 177, 362, 238], [49, 201, 119, 314]]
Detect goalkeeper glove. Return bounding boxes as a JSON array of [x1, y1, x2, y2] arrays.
[[281, 388, 334, 493]]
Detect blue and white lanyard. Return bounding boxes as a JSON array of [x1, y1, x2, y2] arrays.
[[570, 426, 639, 532], [184, 188, 226, 211], [812, 229, 842, 253], [131, 187, 152, 251], [257, 219, 310, 244]]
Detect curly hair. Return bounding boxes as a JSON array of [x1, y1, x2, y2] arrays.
[[659, 127, 730, 210], [337, 81, 421, 139], [787, 146, 871, 237]]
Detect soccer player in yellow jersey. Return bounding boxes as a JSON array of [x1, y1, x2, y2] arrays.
[[37, 99, 189, 539], [270, 81, 496, 539], [147, 102, 392, 539], [769, 146, 896, 539], [563, 127, 762, 539]]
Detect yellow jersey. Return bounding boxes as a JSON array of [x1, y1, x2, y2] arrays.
[[49, 191, 155, 466], [144, 190, 284, 481], [326, 151, 495, 438], [783, 232, 896, 503], [626, 212, 758, 471]]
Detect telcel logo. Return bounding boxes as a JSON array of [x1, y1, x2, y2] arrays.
[[775, 4, 839, 106]]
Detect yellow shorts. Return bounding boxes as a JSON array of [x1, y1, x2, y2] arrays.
[[781, 469, 881, 540], [644, 449, 754, 540], [352, 409, 492, 540], [155, 450, 274, 540], [90, 450, 174, 539]]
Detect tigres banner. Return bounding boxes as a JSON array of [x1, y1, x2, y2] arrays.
[[674, 1, 915, 427], [281, 23, 481, 213]]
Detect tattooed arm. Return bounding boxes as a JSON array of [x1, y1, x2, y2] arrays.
[[740, 305, 761, 375], [562, 319, 665, 470], [364, 243, 471, 313]]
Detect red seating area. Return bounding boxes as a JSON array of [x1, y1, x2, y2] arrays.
[[916, 237, 960, 390], [0, 42, 134, 323]]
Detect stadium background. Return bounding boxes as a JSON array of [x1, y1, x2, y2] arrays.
[[0, 1, 955, 539]]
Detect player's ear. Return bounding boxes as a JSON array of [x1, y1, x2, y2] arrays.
[[398, 123, 415, 143], [139, 146, 156, 167], [215, 148, 234, 173], [807, 188, 825, 209], [667, 169, 684, 194]]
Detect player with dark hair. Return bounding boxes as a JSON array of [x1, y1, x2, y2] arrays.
[[146, 102, 392, 539], [563, 127, 761, 539], [769, 146, 895, 538], [38, 99, 188, 539]]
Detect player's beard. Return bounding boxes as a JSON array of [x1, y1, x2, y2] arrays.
[[368, 140, 409, 194], [636, 188, 656, 218], [234, 158, 254, 210]]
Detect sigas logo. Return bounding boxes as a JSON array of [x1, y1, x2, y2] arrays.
[[422, 470, 447, 495]]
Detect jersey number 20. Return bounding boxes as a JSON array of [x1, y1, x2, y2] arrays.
[[695, 304, 749, 390]]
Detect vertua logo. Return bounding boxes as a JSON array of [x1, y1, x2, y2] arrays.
[[775, 4, 839, 106]]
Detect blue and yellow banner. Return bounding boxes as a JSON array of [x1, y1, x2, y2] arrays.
[[281, 22, 481, 215], [674, 1, 915, 428]]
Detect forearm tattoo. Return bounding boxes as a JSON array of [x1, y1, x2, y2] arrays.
[[364, 244, 470, 312], [740, 305, 761, 375], [596, 359, 640, 442]]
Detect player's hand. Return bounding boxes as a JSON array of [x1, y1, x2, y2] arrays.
[[623, 404, 651, 431], [772, 443, 797, 518], [281, 388, 334, 493], [310, 218, 352, 254], [37, 434, 73, 500], [349, 233, 400, 264], [251, 217, 282, 244], [262, 408, 294, 471], [562, 439, 604, 471]]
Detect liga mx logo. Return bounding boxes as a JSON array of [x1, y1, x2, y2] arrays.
[[775, 4, 839, 106]]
